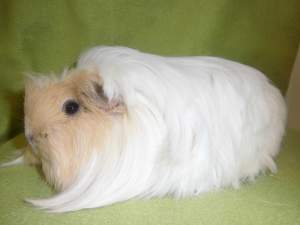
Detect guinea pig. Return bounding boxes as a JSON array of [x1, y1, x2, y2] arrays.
[[7, 46, 288, 212]]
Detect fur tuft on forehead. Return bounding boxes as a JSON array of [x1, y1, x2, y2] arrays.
[[25, 66, 95, 86], [25, 72, 62, 89]]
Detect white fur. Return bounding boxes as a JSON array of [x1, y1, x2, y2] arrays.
[[27, 46, 287, 212]]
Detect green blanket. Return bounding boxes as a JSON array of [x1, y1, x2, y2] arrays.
[[1, 0, 300, 224], [0, 0, 300, 143], [0, 130, 299, 225]]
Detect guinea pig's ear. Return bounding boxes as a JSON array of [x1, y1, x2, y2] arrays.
[[76, 73, 125, 114]]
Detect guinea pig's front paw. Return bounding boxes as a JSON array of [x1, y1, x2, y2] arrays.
[[0, 145, 40, 168]]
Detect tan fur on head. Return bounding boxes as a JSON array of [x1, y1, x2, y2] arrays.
[[24, 69, 124, 191]]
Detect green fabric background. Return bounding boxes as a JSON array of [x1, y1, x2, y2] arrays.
[[0, 131, 299, 225], [0, 0, 300, 224], [0, 0, 300, 143]]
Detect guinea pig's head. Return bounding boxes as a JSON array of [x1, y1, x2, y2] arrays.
[[24, 69, 125, 191]]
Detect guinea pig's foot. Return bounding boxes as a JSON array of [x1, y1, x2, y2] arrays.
[[0, 145, 41, 168], [0, 153, 24, 168]]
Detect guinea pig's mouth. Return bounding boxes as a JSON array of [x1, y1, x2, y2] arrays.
[[28, 140, 38, 154], [26, 137, 39, 153], [25, 134, 37, 151], [26, 134, 46, 155], [27, 140, 45, 161]]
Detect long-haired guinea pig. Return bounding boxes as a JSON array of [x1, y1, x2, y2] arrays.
[[5, 46, 287, 212]]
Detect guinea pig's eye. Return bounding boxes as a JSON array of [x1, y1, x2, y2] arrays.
[[63, 100, 80, 116]]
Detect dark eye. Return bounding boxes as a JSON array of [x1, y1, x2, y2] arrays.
[[63, 100, 80, 115]]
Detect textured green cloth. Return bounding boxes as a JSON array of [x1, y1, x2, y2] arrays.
[[0, 130, 299, 225], [1, 1, 300, 224], [0, 0, 300, 143]]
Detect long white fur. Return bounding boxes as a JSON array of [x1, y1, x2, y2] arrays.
[[27, 46, 286, 212]]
